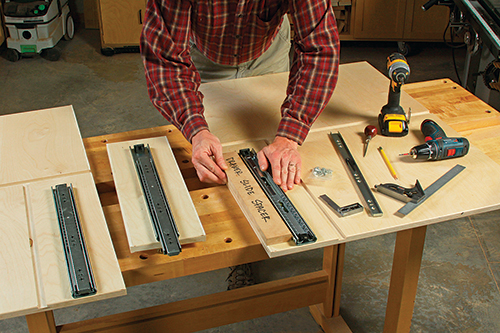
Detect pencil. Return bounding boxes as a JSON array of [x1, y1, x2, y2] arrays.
[[378, 146, 398, 180]]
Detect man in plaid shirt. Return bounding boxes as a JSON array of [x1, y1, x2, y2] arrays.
[[141, 0, 339, 191]]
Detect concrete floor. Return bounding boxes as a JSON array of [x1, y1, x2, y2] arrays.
[[1, 29, 500, 332]]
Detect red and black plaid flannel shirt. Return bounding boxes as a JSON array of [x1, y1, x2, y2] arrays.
[[140, 0, 340, 144]]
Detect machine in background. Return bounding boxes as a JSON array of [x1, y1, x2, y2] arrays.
[[2, 0, 74, 61], [427, 0, 500, 110]]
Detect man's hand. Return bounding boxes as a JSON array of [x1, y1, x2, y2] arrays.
[[191, 130, 228, 184], [257, 136, 301, 191]]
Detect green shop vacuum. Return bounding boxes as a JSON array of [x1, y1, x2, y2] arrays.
[[2, 0, 74, 61]]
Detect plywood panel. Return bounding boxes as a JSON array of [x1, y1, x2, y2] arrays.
[[0, 185, 39, 319], [107, 137, 205, 253], [0, 106, 89, 186], [223, 143, 343, 258], [25, 173, 126, 312], [0, 106, 125, 320], [201, 62, 427, 145], [300, 114, 500, 241]]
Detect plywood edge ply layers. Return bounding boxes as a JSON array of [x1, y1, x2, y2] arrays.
[[107, 136, 206, 253]]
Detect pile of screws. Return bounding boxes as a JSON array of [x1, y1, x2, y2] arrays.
[[312, 166, 333, 179]]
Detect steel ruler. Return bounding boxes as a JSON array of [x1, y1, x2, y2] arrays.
[[238, 148, 317, 245], [130, 143, 181, 256], [329, 132, 383, 217]]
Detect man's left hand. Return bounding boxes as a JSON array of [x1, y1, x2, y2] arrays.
[[257, 136, 301, 191]]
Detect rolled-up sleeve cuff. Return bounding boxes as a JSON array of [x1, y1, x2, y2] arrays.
[[276, 117, 310, 145], [182, 114, 209, 143]]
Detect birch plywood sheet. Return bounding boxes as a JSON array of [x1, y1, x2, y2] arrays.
[[300, 114, 500, 242], [223, 142, 342, 258], [25, 172, 126, 312], [0, 185, 39, 319], [0, 106, 89, 186], [312, 62, 429, 131], [201, 62, 428, 145], [107, 137, 205, 252]]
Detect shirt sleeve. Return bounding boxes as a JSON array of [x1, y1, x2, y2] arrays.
[[140, 0, 208, 143], [279, 1, 340, 145]]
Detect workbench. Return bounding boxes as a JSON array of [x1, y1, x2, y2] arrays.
[[15, 62, 500, 333]]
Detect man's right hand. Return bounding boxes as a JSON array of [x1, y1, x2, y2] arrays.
[[191, 129, 228, 184]]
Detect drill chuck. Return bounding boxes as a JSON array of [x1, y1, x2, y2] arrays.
[[387, 53, 410, 88]]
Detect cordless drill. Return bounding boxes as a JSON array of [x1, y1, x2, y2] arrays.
[[401, 119, 470, 160], [379, 53, 411, 137]]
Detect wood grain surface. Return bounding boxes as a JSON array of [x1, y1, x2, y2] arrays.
[[201, 62, 428, 145], [26, 173, 126, 311], [301, 113, 500, 241], [0, 106, 125, 320], [215, 64, 500, 257], [0, 106, 89, 186], [224, 151, 293, 246], [223, 143, 342, 257], [0, 185, 38, 318], [403, 78, 500, 165]]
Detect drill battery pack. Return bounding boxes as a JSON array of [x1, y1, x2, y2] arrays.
[[378, 112, 409, 137]]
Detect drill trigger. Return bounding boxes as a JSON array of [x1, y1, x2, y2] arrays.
[[374, 180, 426, 203]]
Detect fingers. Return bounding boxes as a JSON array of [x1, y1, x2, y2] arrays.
[[194, 156, 227, 184], [257, 150, 269, 175], [191, 130, 227, 184], [278, 159, 301, 191], [285, 162, 301, 190], [259, 137, 302, 191]]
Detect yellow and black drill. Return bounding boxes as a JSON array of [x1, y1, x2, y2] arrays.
[[378, 53, 410, 137]]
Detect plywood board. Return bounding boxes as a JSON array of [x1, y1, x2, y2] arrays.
[[107, 137, 206, 252], [0, 185, 39, 319], [300, 114, 500, 241], [25, 173, 126, 312], [201, 62, 428, 145], [223, 142, 343, 258], [0, 106, 89, 186], [0, 106, 126, 320], [223, 114, 500, 256]]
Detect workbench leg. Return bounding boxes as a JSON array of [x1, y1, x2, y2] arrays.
[[383, 226, 427, 333], [26, 311, 56, 333], [310, 244, 352, 333]]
